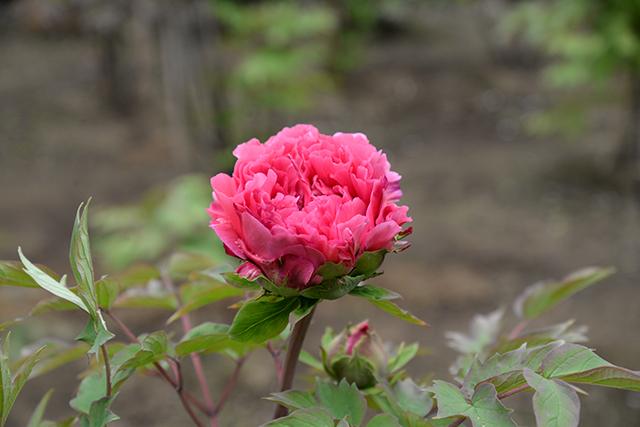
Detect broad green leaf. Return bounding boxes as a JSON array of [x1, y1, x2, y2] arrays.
[[300, 275, 364, 300], [266, 390, 319, 411], [260, 408, 334, 427], [175, 323, 230, 357], [560, 366, 640, 390], [374, 375, 411, 426], [366, 414, 402, 427], [462, 345, 528, 397], [524, 368, 579, 427], [289, 297, 318, 326], [364, 299, 429, 327], [27, 389, 54, 427], [142, 331, 169, 355], [542, 343, 612, 379], [75, 317, 115, 358], [18, 248, 88, 313], [317, 262, 347, 281], [70, 372, 108, 415], [299, 349, 324, 371], [229, 298, 300, 343], [392, 379, 433, 417], [221, 272, 262, 290], [336, 418, 350, 427], [388, 342, 419, 373], [110, 344, 141, 368], [78, 395, 119, 427], [167, 282, 243, 324], [96, 277, 119, 310], [30, 297, 80, 316], [70, 200, 97, 317], [0, 261, 59, 288], [514, 267, 615, 320], [430, 381, 517, 427], [352, 249, 387, 277], [315, 378, 366, 425], [349, 284, 401, 301]]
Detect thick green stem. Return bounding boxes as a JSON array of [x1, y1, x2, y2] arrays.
[[272, 306, 317, 420]]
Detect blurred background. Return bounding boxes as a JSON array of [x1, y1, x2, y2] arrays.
[[2, 0, 640, 425]]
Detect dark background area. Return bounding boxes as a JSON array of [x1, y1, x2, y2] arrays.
[[1, 0, 640, 425]]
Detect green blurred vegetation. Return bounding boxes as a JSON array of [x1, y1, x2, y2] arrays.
[[499, 0, 640, 138]]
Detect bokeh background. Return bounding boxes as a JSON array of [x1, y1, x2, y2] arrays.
[[2, 0, 640, 425]]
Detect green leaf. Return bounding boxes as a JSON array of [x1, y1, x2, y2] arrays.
[[316, 262, 347, 281], [315, 378, 366, 425], [352, 249, 387, 277], [27, 389, 54, 427], [289, 297, 318, 326], [70, 372, 108, 415], [300, 275, 364, 300], [523, 368, 579, 427], [30, 297, 81, 316], [349, 284, 401, 301], [388, 343, 419, 373], [514, 267, 615, 320], [266, 390, 319, 411], [142, 331, 169, 355], [222, 272, 262, 291], [0, 261, 59, 288], [363, 299, 429, 327], [78, 395, 119, 427], [430, 381, 517, 427], [560, 366, 640, 390], [0, 319, 22, 333], [18, 247, 88, 313], [70, 200, 97, 317], [175, 323, 231, 357], [167, 282, 244, 324], [96, 277, 119, 310], [542, 343, 612, 379], [392, 379, 433, 417], [75, 317, 115, 358], [229, 298, 300, 343], [445, 309, 503, 355], [260, 408, 335, 427], [366, 414, 402, 427]]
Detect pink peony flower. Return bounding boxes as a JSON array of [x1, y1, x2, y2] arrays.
[[208, 124, 411, 290]]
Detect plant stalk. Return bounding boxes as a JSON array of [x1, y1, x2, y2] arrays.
[[272, 306, 316, 420]]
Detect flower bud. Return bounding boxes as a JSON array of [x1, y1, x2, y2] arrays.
[[322, 321, 387, 388]]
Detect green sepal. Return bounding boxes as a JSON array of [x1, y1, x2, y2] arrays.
[[351, 249, 387, 278]]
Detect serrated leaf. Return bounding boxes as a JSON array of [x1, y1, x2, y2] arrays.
[[366, 414, 402, 427], [167, 282, 243, 324], [266, 390, 319, 411], [300, 275, 364, 300], [388, 342, 420, 373], [514, 267, 615, 320], [523, 368, 579, 427], [315, 378, 366, 425], [260, 408, 334, 427], [364, 299, 429, 326], [27, 389, 54, 427], [349, 284, 401, 301], [18, 248, 88, 313], [229, 298, 300, 343], [96, 277, 119, 310], [221, 272, 262, 290], [70, 200, 97, 317], [430, 381, 517, 427], [0, 261, 59, 288], [542, 343, 612, 379]]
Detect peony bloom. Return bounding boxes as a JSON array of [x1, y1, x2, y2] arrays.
[[208, 124, 411, 291]]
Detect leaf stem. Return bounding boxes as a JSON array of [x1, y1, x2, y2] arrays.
[[214, 358, 245, 416], [272, 306, 316, 420], [181, 311, 215, 413], [101, 345, 112, 397], [497, 383, 532, 399], [267, 341, 283, 383], [446, 417, 466, 427]]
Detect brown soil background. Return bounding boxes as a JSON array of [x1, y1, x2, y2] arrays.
[[2, 3, 640, 426]]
